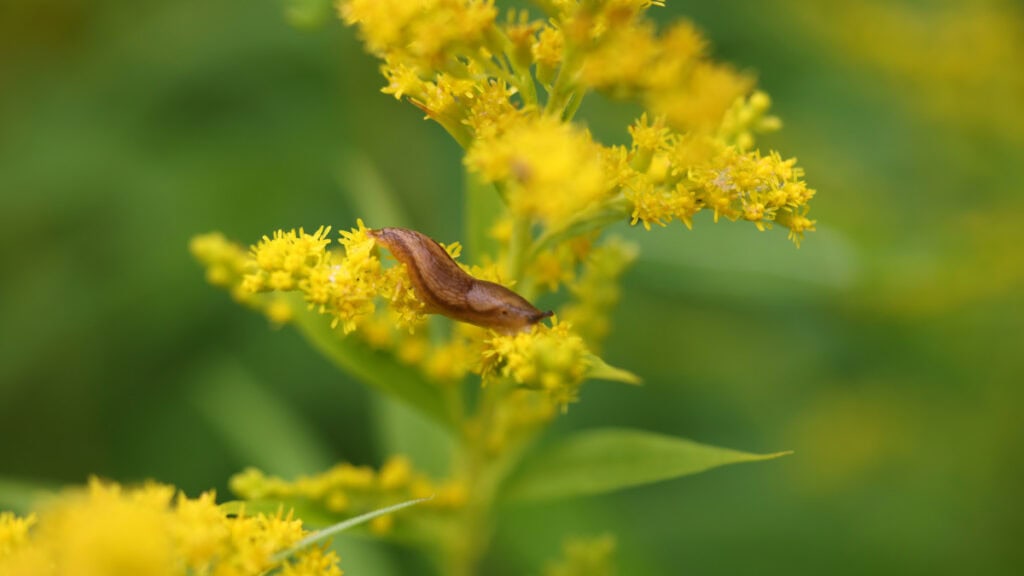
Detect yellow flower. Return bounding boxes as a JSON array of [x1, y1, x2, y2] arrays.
[[218, 220, 429, 334], [246, 226, 332, 293], [230, 456, 464, 537], [480, 319, 591, 409], [339, 0, 497, 64], [281, 546, 344, 576], [0, 478, 333, 576], [0, 512, 35, 560], [465, 116, 608, 226]]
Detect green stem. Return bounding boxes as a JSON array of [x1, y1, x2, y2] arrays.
[[507, 216, 532, 283], [543, 51, 581, 117], [445, 379, 539, 576], [563, 87, 586, 121], [530, 195, 632, 259]]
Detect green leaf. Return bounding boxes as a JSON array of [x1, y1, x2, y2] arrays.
[[283, 0, 332, 29], [288, 297, 459, 430], [271, 497, 432, 563], [463, 171, 505, 263], [373, 395, 455, 479], [629, 219, 859, 302], [530, 197, 632, 258], [501, 428, 791, 502], [0, 477, 56, 514], [586, 355, 642, 385], [337, 150, 409, 228], [191, 361, 335, 477]]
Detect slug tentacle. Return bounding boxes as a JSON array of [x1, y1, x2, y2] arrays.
[[367, 227, 552, 332]]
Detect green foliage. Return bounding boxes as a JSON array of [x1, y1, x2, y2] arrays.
[[502, 428, 789, 502], [1, 0, 1021, 574], [288, 296, 461, 430]]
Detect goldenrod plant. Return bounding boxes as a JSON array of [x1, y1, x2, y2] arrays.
[[1, 1, 815, 574]]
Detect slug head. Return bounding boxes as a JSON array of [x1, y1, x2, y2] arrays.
[[463, 280, 553, 332]]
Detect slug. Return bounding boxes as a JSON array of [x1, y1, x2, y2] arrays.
[[368, 227, 552, 332]]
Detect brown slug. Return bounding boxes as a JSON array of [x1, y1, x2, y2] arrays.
[[367, 227, 552, 332]]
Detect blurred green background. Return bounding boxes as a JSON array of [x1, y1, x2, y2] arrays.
[[2, 0, 1022, 574]]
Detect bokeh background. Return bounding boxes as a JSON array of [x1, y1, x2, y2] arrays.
[[2, 0, 1022, 574]]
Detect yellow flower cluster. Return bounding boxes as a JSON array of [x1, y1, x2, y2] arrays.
[[189, 232, 294, 323], [481, 320, 592, 409], [339, 0, 817, 244], [230, 456, 466, 535], [0, 478, 341, 576], [238, 221, 426, 333], [465, 116, 608, 227], [622, 114, 816, 244]]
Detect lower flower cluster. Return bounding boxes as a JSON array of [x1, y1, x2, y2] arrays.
[[230, 456, 467, 536], [0, 479, 342, 576]]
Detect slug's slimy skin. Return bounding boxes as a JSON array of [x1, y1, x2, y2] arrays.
[[368, 227, 552, 332]]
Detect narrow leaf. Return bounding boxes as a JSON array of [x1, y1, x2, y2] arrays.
[[283, 0, 332, 29], [463, 171, 505, 262], [586, 355, 642, 385], [530, 198, 632, 258], [337, 151, 409, 227], [288, 297, 458, 430], [272, 497, 432, 563], [191, 361, 334, 477], [0, 477, 56, 514], [502, 428, 791, 502]]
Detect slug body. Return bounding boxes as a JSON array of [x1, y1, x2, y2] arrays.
[[368, 227, 552, 332]]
